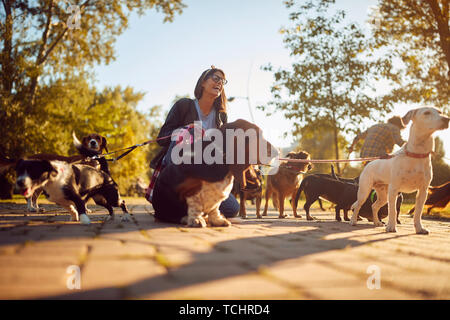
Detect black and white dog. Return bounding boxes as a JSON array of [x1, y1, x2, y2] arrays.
[[15, 159, 130, 224]]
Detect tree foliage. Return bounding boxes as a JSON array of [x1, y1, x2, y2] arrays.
[[370, 0, 450, 107], [0, 0, 185, 196], [431, 137, 450, 186], [295, 119, 349, 174], [0, 0, 185, 105], [261, 0, 393, 172]]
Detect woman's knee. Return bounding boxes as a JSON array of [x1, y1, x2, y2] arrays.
[[219, 194, 239, 218]]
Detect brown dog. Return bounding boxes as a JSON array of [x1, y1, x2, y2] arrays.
[[262, 151, 312, 218], [152, 119, 279, 227], [408, 181, 450, 215], [231, 166, 263, 218]]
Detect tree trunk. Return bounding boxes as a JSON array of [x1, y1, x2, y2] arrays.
[[0, 173, 13, 200], [1, 0, 14, 95], [426, 0, 450, 80], [331, 110, 341, 174]]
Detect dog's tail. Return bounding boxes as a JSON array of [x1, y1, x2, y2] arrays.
[[294, 178, 306, 209], [176, 178, 203, 199]]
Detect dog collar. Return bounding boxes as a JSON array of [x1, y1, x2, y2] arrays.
[[405, 145, 431, 159]]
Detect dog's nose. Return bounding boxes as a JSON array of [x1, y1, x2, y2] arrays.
[[442, 117, 450, 128]]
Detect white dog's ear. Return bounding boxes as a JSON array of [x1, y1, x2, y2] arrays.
[[402, 109, 417, 125], [72, 131, 82, 150]]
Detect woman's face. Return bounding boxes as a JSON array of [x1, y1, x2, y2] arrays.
[[202, 71, 226, 98]]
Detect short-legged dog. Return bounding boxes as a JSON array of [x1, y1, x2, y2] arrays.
[[153, 119, 278, 227], [15, 159, 130, 224], [294, 174, 402, 222], [7, 133, 109, 213], [262, 151, 311, 219], [350, 107, 449, 234], [232, 166, 263, 218]]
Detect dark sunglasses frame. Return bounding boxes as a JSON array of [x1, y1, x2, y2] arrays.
[[209, 74, 228, 85]]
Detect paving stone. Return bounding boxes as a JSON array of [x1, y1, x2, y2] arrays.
[[0, 203, 449, 299], [139, 273, 302, 300], [81, 258, 166, 296]]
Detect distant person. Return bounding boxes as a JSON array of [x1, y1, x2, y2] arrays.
[[348, 116, 407, 161], [147, 66, 240, 218]]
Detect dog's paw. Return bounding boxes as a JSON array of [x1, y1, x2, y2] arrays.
[[278, 214, 287, 219], [415, 227, 429, 235], [306, 215, 314, 221], [187, 217, 207, 228], [374, 221, 384, 227], [85, 208, 92, 214], [80, 214, 91, 225], [121, 213, 131, 222], [211, 218, 232, 227], [385, 224, 397, 233], [349, 219, 358, 226]]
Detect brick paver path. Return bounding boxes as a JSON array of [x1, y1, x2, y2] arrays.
[[0, 199, 449, 299]]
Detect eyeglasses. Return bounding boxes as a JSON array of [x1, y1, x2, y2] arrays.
[[210, 74, 228, 85]]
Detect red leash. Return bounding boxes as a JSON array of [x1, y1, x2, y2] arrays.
[[277, 155, 390, 163]]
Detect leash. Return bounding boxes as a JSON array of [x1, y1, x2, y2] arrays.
[[90, 134, 173, 162], [90, 124, 204, 162], [277, 155, 392, 163]]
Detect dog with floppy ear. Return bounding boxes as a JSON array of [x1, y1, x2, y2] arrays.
[[72, 132, 110, 174], [15, 158, 130, 224], [152, 119, 278, 227], [350, 107, 449, 234], [262, 151, 312, 219], [0, 133, 110, 212], [231, 166, 263, 219]]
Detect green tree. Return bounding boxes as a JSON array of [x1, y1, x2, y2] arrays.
[[0, 0, 185, 159], [37, 77, 160, 195], [295, 119, 348, 174], [369, 0, 450, 107], [0, 0, 185, 105], [261, 0, 393, 173]]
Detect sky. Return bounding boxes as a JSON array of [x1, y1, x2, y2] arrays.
[[93, 0, 449, 163]]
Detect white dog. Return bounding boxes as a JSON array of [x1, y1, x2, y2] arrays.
[[350, 107, 449, 234]]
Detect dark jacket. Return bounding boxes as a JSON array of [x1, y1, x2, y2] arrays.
[[150, 98, 228, 169]]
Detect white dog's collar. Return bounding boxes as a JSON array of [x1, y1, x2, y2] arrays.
[[404, 144, 431, 159]]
